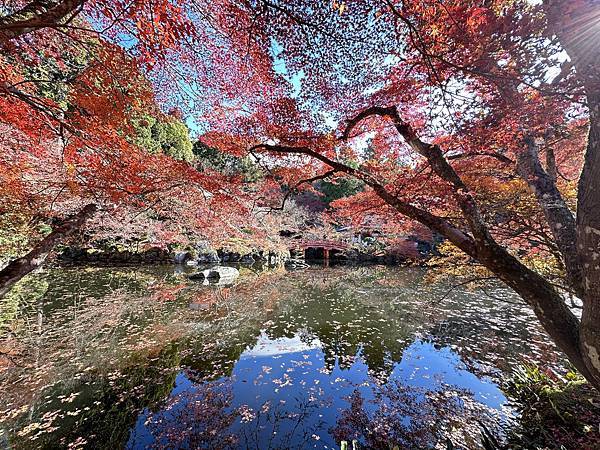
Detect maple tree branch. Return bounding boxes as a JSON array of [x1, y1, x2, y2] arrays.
[[0, 0, 88, 45], [264, 169, 338, 213], [250, 143, 365, 180], [250, 142, 478, 255], [447, 151, 514, 165], [266, 169, 338, 212], [294, 169, 338, 187], [339, 105, 590, 378], [342, 106, 409, 141], [343, 105, 492, 239], [0, 203, 97, 298], [0, 82, 74, 132]]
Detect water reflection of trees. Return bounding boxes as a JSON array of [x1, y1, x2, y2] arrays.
[[142, 379, 239, 450], [0, 265, 295, 448], [3, 343, 181, 449], [1, 267, 198, 449], [331, 383, 495, 450], [139, 376, 495, 450], [143, 380, 331, 450], [178, 266, 430, 382], [265, 274, 424, 380], [1, 265, 564, 449], [423, 290, 563, 378]]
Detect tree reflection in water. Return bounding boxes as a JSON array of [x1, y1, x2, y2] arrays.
[[332, 384, 494, 449], [141, 375, 333, 450], [139, 374, 495, 450], [140, 379, 238, 449], [0, 265, 563, 449]]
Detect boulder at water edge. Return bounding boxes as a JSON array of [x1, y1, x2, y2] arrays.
[[188, 266, 240, 283]]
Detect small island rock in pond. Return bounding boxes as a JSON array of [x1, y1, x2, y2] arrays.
[[188, 265, 240, 284]]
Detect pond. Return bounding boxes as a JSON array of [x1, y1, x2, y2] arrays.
[[0, 264, 565, 449]]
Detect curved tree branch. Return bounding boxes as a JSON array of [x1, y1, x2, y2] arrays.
[[447, 151, 514, 165], [0, 203, 97, 298], [266, 169, 337, 212], [0, 0, 87, 45], [281, 104, 594, 383]]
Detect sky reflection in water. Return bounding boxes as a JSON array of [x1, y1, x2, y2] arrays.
[[0, 265, 563, 449], [129, 334, 508, 449]]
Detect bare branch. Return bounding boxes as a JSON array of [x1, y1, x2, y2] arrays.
[[267, 169, 337, 212]]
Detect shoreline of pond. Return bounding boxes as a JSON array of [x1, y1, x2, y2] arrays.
[[54, 245, 426, 268]]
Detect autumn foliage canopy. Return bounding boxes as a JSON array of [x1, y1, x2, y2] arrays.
[[2, 1, 600, 387]]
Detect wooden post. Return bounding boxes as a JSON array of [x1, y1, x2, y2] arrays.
[[323, 248, 330, 267]]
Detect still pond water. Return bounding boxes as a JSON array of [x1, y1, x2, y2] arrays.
[[0, 265, 565, 449]]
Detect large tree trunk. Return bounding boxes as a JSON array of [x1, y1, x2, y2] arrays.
[[578, 73, 600, 390], [545, 0, 600, 389], [0, 204, 96, 298], [579, 87, 600, 388]]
